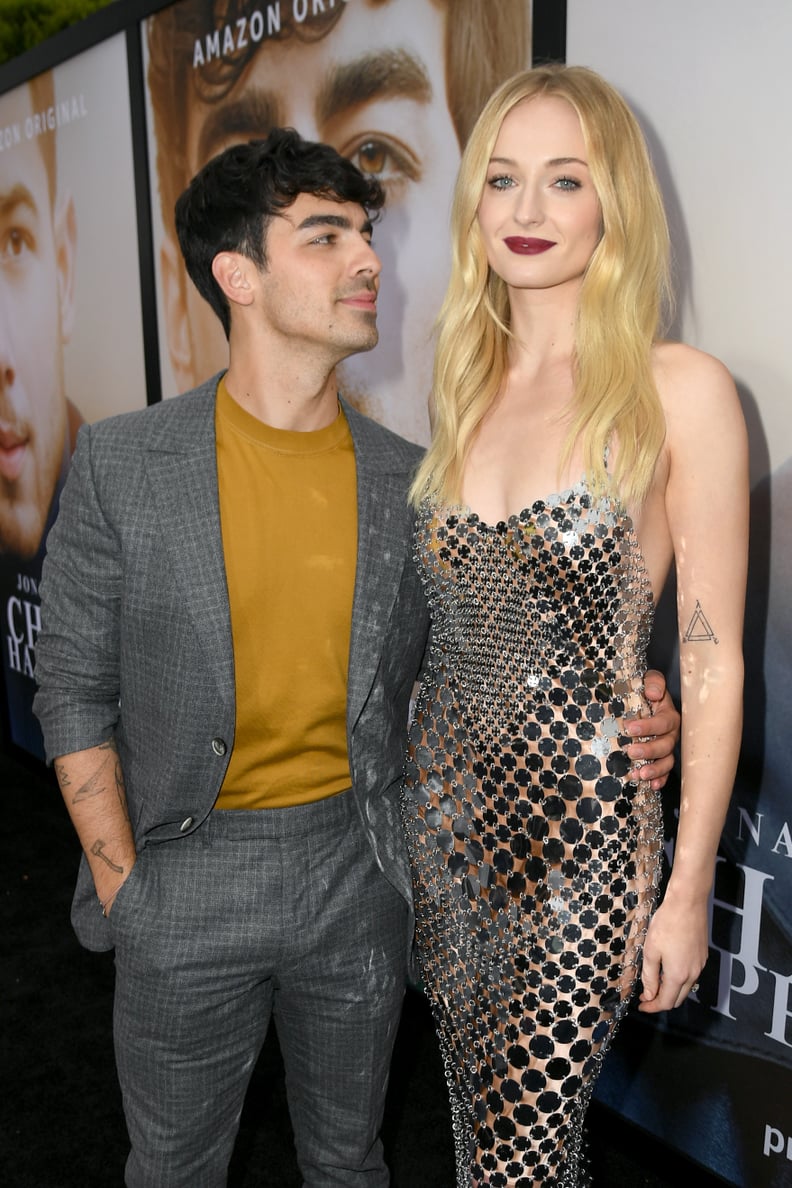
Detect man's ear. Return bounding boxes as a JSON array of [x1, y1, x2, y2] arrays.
[[211, 252, 255, 308], [54, 190, 77, 342], [160, 234, 196, 394]]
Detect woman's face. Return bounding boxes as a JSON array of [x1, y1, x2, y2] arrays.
[[476, 95, 602, 297]]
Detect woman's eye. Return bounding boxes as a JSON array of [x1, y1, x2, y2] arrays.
[[554, 176, 581, 191], [487, 175, 515, 190]]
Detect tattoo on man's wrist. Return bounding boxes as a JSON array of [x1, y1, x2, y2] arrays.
[[90, 839, 124, 874]]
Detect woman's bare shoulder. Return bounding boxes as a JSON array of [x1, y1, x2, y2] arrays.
[[651, 340, 734, 388], [651, 341, 739, 422]]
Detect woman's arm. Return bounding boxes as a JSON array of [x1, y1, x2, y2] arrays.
[[639, 343, 748, 1012]]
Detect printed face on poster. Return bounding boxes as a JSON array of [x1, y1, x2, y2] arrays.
[[0, 34, 147, 757], [142, 0, 531, 444]]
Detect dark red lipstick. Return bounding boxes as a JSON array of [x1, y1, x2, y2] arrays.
[[504, 237, 556, 255]]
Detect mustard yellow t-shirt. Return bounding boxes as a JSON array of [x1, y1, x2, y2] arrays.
[[214, 378, 357, 808]]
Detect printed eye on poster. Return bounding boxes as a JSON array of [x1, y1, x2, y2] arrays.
[[141, 0, 531, 445], [0, 34, 147, 759]]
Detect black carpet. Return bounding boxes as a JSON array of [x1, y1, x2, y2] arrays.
[[1, 747, 726, 1186]]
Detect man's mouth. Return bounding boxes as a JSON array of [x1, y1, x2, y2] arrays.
[[0, 429, 28, 483], [339, 289, 378, 311]]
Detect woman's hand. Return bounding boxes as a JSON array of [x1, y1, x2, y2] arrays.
[[638, 896, 709, 1012]]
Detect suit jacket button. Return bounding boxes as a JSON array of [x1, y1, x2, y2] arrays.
[[179, 817, 194, 832], [211, 737, 227, 756]]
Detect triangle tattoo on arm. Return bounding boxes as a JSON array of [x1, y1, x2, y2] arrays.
[[683, 600, 719, 645]]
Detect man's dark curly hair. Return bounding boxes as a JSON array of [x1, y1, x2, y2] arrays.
[[174, 127, 385, 339]]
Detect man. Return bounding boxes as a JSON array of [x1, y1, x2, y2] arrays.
[[34, 131, 679, 1186], [146, 0, 531, 441], [1, 70, 79, 754]]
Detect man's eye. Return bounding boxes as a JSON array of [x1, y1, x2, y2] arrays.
[[344, 136, 420, 192], [0, 227, 33, 261], [355, 140, 388, 176]]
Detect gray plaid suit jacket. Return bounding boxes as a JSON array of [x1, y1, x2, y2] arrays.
[[34, 374, 429, 950]]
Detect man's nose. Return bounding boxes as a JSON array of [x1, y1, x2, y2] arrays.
[[355, 239, 382, 279], [0, 298, 16, 392]]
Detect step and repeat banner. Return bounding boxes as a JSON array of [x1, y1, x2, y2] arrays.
[[0, 32, 147, 756], [566, 2, 792, 1185]]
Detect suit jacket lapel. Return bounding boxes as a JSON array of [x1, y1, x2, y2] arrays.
[[137, 386, 411, 729], [345, 403, 410, 732], [144, 382, 235, 713]]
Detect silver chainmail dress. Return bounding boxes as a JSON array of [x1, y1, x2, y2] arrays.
[[401, 481, 664, 1187]]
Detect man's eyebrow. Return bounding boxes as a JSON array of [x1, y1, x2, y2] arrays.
[[193, 48, 431, 170], [316, 48, 432, 125], [195, 91, 282, 171], [0, 183, 39, 219], [296, 213, 374, 237]]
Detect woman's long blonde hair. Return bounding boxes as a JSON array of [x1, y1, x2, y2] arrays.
[[410, 64, 672, 509]]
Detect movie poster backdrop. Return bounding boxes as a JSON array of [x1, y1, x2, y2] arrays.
[[0, 33, 147, 758], [566, 2, 792, 1185], [141, 0, 531, 444]]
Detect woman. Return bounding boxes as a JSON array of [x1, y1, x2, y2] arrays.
[[401, 65, 747, 1187]]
